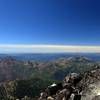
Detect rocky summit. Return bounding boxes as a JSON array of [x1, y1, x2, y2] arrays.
[[38, 68, 100, 100]]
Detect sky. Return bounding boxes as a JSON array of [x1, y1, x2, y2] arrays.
[[0, 0, 100, 53]]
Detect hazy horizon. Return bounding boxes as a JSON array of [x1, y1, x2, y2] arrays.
[[0, 44, 99, 53]]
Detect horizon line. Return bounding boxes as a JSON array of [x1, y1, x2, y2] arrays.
[[0, 44, 99, 53]]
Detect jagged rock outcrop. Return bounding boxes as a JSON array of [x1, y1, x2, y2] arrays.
[[77, 68, 100, 100], [38, 68, 100, 100]]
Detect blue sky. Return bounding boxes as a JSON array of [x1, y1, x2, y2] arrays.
[[0, 0, 100, 53], [0, 0, 100, 45]]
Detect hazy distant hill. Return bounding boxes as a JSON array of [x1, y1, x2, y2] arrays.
[[0, 55, 99, 83], [0, 54, 99, 99], [0, 53, 100, 61]]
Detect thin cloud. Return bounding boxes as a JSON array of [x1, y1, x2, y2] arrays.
[[0, 44, 99, 53]]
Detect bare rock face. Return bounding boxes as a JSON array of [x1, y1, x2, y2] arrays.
[[92, 96, 100, 100], [39, 68, 100, 100], [77, 69, 100, 100]]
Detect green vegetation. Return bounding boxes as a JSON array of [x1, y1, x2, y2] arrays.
[[0, 56, 100, 99], [0, 77, 57, 100]]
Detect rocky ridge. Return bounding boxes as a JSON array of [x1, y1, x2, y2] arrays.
[[38, 68, 100, 100]]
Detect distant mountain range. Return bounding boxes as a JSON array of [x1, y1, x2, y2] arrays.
[[0, 54, 99, 83], [0, 54, 100, 99], [0, 53, 100, 61]]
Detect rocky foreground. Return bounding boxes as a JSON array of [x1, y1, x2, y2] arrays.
[[38, 68, 100, 100]]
